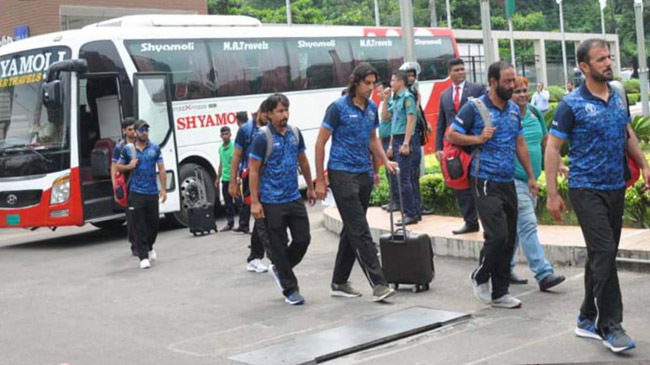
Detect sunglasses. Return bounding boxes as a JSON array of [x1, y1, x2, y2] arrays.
[[138, 127, 149, 133]]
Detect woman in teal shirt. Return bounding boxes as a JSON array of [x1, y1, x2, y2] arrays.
[[510, 76, 566, 291]]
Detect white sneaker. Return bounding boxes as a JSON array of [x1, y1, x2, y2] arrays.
[[140, 259, 151, 269], [470, 271, 492, 304], [148, 250, 157, 262], [247, 259, 268, 273], [491, 294, 522, 309]]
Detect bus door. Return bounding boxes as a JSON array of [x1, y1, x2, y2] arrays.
[[133, 73, 181, 213], [78, 73, 126, 223]]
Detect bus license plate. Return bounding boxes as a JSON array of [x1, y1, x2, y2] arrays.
[[6, 215, 20, 226]]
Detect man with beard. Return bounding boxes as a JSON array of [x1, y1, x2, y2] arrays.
[[228, 105, 269, 273], [249, 93, 316, 305], [315, 63, 397, 303], [447, 61, 537, 309], [546, 39, 650, 353], [117, 119, 167, 270]]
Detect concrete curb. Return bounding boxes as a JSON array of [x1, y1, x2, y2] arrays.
[[322, 207, 650, 269]]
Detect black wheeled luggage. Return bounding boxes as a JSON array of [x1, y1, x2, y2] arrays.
[[188, 204, 217, 236], [379, 168, 435, 293], [188, 167, 217, 236]]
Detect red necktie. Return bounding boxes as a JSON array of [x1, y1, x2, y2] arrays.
[[454, 85, 460, 113]]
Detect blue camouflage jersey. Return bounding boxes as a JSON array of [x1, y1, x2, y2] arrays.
[[111, 140, 126, 163], [550, 85, 630, 190], [250, 123, 306, 204], [234, 119, 259, 173], [453, 94, 523, 182], [118, 140, 163, 195], [322, 95, 379, 173]]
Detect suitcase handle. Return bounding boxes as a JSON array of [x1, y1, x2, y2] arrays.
[[388, 167, 408, 243]]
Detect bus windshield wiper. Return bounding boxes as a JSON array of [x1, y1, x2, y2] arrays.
[[0, 144, 52, 163]]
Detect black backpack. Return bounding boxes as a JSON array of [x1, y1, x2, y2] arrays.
[[408, 87, 431, 145]]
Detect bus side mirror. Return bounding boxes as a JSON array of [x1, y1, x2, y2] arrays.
[[42, 80, 62, 108]]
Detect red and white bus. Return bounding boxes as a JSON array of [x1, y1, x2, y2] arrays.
[[0, 14, 458, 230]]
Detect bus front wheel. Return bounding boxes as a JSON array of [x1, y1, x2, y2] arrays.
[[167, 163, 216, 228]]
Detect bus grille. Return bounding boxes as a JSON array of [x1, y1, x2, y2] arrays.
[[0, 190, 42, 209]]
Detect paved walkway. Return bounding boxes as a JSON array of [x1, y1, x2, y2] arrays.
[[323, 206, 650, 267]]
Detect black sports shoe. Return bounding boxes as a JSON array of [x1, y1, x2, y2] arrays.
[[539, 273, 566, 291]]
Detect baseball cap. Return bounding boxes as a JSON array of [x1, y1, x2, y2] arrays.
[[134, 120, 150, 130]]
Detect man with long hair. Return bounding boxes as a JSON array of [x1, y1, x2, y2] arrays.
[[315, 63, 397, 302]]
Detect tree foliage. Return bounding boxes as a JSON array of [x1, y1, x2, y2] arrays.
[[207, 0, 650, 67]]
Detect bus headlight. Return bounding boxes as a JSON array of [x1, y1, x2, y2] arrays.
[[50, 175, 70, 205]]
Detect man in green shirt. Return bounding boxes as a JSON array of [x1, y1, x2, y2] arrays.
[[510, 76, 566, 291], [216, 126, 241, 231]]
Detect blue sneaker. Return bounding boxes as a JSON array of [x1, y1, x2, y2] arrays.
[[575, 316, 601, 340], [602, 324, 636, 353], [284, 290, 305, 305]]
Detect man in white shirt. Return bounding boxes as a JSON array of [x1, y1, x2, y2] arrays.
[[531, 82, 550, 112]]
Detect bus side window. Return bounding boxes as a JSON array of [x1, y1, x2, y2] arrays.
[[286, 38, 353, 91], [351, 37, 404, 83], [209, 39, 289, 97], [414, 37, 456, 81], [125, 40, 216, 101]]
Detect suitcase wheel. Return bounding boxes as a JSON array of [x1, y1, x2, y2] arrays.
[[412, 284, 430, 293]]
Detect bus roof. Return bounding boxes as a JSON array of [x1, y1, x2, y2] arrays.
[[0, 15, 456, 56], [83, 14, 263, 28]]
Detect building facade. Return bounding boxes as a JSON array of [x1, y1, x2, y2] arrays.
[[0, 0, 207, 43]]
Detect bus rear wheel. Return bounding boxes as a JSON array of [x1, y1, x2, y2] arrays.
[[167, 163, 216, 227]]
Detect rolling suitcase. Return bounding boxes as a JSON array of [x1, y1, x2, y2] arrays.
[[188, 167, 218, 236], [379, 168, 435, 293]]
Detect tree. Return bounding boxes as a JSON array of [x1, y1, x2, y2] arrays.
[[206, 0, 650, 68]]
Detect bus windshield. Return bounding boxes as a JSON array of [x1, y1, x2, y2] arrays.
[[0, 47, 71, 178]]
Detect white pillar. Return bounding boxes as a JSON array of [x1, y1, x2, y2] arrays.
[[558, 0, 568, 87], [609, 39, 622, 78], [374, 0, 381, 27], [399, 0, 416, 62], [480, 0, 495, 66], [534, 39, 548, 87], [286, 0, 292, 26], [492, 36, 501, 63], [508, 18, 516, 68], [634, 0, 649, 117]]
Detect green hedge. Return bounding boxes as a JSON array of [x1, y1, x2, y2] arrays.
[[371, 155, 650, 228], [624, 79, 641, 94], [547, 86, 566, 103], [628, 93, 640, 105]]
